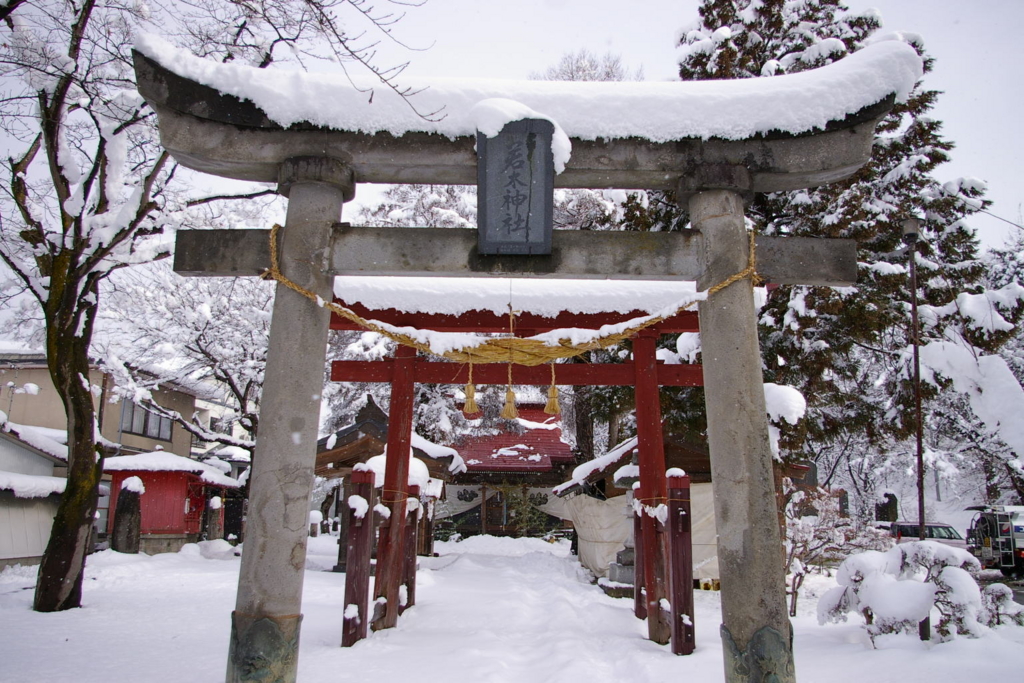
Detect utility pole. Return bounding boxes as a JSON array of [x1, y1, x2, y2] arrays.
[[903, 216, 930, 641]]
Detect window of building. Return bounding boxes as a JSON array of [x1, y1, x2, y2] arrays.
[[120, 400, 173, 441]]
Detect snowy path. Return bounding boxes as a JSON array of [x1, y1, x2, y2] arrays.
[[2, 535, 1023, 682]]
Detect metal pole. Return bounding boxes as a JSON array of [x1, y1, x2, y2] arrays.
[[903, 217, 930, 641]]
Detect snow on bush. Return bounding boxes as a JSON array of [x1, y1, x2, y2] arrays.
[[979, 583, 1024, 628], [784, 483, 890, 616], [818, 541, 984, 643]]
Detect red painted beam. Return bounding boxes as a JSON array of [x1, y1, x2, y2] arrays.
[[330, 300, 699, 334], [330, 359, 703, 386]]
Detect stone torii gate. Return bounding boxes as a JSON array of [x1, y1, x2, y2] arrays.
[[132, 38, 919, 683]]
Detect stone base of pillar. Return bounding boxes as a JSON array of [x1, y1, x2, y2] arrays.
[[720, 624, 795, 683], [227, 611, 303, 683]]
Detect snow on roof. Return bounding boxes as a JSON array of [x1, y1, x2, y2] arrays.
[[335, 277, 698, 318], [410, 432, 466, 474], [3, 422, 68, 462], [458, 407, 574, 473], [0, 470, 67, 498], [554, 436, 639, 496], [0, 340, 44, 355], [212, 445, 251, 462], [135, 33, 920, 143], [104, 451, 239, 488]]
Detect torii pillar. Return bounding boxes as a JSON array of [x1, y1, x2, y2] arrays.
[[690, 186, 794, 682], [227, 157, 354, 683]]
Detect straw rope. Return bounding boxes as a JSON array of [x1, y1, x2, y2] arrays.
[[262, 224, 761, 367]]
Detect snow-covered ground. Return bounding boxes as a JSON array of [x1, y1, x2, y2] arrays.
[[2, 535, 1022, 682]]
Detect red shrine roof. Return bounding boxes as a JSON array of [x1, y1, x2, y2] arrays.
[[457, 406, 575, 473]]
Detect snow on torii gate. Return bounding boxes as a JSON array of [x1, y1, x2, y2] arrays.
[[132, 34, 921, 683]]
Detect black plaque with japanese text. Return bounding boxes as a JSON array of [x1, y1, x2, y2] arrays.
[[477, 118, 554, 255]]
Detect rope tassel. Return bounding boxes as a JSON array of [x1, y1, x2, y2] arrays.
[[500, 388, 519, 420], [544, 364, 560, 415], [463, 365, 479, 416]]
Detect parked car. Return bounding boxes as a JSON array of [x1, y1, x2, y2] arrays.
[[887, 521, 967, 550]]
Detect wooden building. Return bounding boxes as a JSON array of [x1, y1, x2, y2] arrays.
[[0, 426, 68, 569], [104, 451, 240, 554], [440, 404, 575, 537]]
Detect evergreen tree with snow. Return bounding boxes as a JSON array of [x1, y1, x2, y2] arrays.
[[660, 0, 1024, 510]]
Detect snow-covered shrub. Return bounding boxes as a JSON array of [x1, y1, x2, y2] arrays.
[[979, 583, 1024, 627], [784, 482, 891, 616], [817, 541, 983, 643]]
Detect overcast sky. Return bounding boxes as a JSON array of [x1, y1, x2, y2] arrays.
[[364, 0, 1023, 249]]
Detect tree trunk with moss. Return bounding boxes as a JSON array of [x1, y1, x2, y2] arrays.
[[34, 279, 105, 611]]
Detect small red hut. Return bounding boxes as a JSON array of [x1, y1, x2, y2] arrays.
[[104, 451, 240, 554]]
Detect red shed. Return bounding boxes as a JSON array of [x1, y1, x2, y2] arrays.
[[104, 451, 240, 554]]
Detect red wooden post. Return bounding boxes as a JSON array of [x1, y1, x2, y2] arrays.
[[633, 501, 646, 620], [633, 330, 671, 645], [667, 473, 695, 655], [372, 345, 416, 631], [341, 467, 376, 647], [399, 484, 420, 615]]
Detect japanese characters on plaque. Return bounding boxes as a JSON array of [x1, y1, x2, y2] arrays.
[[476, 119, 554, 255]]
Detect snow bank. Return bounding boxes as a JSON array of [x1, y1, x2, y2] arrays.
[[178, 539, 239, 560], [135, 34, 921, 142], [104, 451, 240, 488], [435, 534, 572, 558]]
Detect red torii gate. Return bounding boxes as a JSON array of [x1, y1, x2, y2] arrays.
[[330, 300, 701, 652]]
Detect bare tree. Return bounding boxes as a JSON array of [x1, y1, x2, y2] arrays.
[[531, 48, 644, 82], [0, 0, 430, 612]]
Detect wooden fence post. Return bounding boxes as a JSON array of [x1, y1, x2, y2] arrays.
[[668, 473, 695, 655], [400, 484, 420, 615], [634, 330, 671, 644], [341, 467, 377, 647]]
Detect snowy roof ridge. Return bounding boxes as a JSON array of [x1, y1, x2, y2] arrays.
[[134, 34, 920, 143], [1, 421, 69, 462], [0, 470, 67, 499], [104, 451, 240, 488]]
